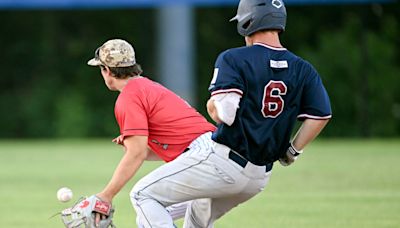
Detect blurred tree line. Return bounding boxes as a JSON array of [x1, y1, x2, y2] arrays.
[[0, 3, 399, 138]]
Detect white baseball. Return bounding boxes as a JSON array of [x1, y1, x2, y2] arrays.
[[57, 187, 73, 202]]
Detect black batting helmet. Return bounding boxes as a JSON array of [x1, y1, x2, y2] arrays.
[[230, 0, 287, 36]]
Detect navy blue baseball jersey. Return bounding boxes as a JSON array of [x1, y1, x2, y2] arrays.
[[209, 43, 332, 165]]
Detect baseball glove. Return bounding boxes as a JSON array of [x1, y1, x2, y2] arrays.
[[60, 195, 116, 228]]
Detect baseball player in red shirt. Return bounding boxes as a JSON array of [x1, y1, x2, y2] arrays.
[[85, 39, 215, 227]]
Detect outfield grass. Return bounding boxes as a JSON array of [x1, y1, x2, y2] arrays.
[[0, 139, 399, 228]]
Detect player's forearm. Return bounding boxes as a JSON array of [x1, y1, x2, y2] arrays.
[[99, 136, 148, 202], [292, 118, 330, 150], [100, 149, 146, 201], [206, 99, 222, 124]]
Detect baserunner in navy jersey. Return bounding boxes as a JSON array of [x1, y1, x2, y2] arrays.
[[205, 0, 331, 222], [208, 34, 332, 166]]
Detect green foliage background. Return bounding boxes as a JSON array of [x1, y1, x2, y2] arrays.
[[0, 3, 399, 138]]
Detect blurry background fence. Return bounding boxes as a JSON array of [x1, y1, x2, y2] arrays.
[[0, 0, 399, 138]]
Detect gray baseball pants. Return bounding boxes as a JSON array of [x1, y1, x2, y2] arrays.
[[131, 132, 272, 228]]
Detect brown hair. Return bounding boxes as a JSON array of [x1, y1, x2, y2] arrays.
[[101, 63, 143, 79]]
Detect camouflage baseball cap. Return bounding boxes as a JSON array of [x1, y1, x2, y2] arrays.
[[87, 39, 136, 67]]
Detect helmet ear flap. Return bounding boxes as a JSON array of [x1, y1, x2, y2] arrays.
[[241, 19, 253, 30]]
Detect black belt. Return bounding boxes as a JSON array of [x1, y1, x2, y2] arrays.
[[184, 147, 273, 172], [228, 151, 273, 173]]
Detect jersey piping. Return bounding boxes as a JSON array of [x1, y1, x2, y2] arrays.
[[253, 42, 287, 51], [211, 88, 243, 96]]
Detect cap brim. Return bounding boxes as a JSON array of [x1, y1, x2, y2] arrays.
[[87, 58, 102, 66]]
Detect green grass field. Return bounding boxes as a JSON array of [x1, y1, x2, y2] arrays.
[[1, 139, 399, 228]]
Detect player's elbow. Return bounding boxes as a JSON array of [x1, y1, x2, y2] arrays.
[[123, 136, 149, 161], [206, 99, 222, 124]]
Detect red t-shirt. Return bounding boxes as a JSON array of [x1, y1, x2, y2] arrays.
[[114, 77, 216, 162]]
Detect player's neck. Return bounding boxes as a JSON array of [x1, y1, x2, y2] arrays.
[[117, 76, 142, 92], [246, 31, 282, 48]]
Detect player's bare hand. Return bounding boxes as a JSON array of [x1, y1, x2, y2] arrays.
[[279, 143, 303, 166], [112, 135, 124, 145], [278, 153, 296, 166]]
